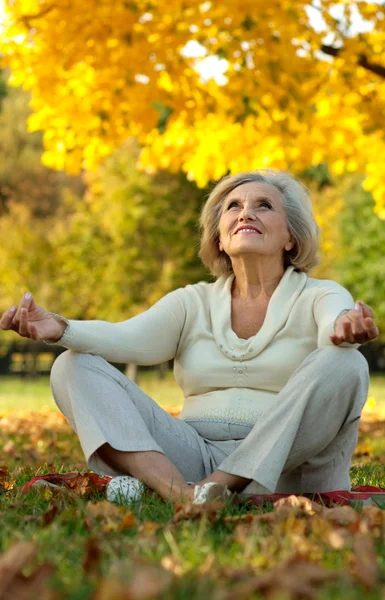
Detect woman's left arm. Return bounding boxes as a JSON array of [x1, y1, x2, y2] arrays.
[[313, 283, 379, 347], [330, 301, 379, 346]]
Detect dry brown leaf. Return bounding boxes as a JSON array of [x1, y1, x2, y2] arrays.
[[42, 502, 59, 527], [0, 466, 10, 480], [172, 500, 225, 523], [92, 575, 127, 600], [325, 528, 348, 550], [86, 501, 123, 520], [160, 554, 184, 577], [220, 554, 338, 600], [25, 447, 41, 463], [274, 495, 323, 516], [361, 505, 385, 531], [82, 538, 102, 574], [322, 506, 359, 525], [85, 501, 125, 533], [351, 533, 379, 590], [118, 513, 137, 532], [1, 564, 54, 600], [3, 441, 15, 455], [0, 541, 54, 600], [0, 541, 36, 595], [137, 522, 161, 537], [223, 513, 255, 524], [93, 564, 171, 600], [127, 565, 171, 599]]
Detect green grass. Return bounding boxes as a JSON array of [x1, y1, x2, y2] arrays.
[[0, 370, 184, 414], [1, 372, 385, 599], [1, 370, 385, 415]]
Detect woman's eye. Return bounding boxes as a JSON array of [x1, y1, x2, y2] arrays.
[[260, 201, 272, 209], [227, 201, 239, 209]]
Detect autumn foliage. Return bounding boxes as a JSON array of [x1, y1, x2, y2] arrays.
[[1, 1, 385, 214]]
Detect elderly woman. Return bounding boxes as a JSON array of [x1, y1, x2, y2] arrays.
[[0, 170, 379, 504]]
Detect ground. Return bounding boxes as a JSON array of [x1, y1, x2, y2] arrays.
[[0, 372, 385, 599]]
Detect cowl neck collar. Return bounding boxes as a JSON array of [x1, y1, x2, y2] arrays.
[[210, 266, 308, 361]]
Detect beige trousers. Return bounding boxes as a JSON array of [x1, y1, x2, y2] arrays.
[[50, 346, 369, 494]]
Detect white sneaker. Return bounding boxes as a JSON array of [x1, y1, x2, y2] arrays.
[[193, 482, 232, 505], [106, 476, 146, 505]]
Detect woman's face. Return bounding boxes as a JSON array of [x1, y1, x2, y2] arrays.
[[217, 182, 294, 263]]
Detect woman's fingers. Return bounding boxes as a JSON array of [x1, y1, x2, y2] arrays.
[[0, 306, 18, 331], [19, 308, 30, 337], [331, 308, 379, 346], [342, 320, 356, 343], [357, 301, 374, 319], [363, 317, 379, 340], [12, 293, 32, 329]]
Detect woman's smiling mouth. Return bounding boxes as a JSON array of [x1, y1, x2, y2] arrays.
[[234, 226, 262, 235]]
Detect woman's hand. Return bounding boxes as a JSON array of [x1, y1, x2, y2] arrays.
[[0, 292, 67, 342], [330, 301, 379, 346]]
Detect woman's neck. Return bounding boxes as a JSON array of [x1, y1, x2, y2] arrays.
[[231, 260, 285, 301]]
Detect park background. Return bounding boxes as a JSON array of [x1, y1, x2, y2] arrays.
[[1, 1, 385, 598]]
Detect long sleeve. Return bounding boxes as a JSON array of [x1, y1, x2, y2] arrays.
[[312, 281, 358, 348], [44, 290, 186, 365]]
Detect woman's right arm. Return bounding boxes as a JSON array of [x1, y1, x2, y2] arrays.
[[0, 290, 186, 365], [0, 292, 67, 342]]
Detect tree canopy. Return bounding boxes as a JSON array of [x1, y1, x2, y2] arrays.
[[1, 1, 385, 214]]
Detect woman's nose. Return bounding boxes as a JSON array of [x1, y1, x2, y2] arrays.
[[239, 205, 256, 221]]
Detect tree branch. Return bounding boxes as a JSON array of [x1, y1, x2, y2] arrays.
[[321, 44, 385, 79], [18, 4, 56, 28]]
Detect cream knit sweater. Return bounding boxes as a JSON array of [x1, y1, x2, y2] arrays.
[[48, 266, 357, 426]]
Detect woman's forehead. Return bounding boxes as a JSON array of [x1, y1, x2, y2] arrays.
[[225, 181, 281, 201]]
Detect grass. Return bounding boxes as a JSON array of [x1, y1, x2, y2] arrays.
[[0, 370, 184, 414], [1, 371, 385, 598]]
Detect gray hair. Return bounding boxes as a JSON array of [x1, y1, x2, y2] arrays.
[[198, 169, 320, 278]]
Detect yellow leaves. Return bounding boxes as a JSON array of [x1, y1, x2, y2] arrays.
[[157, 70, 174, 93], [331, 159, 346, 176], [1, 0, 385, 193]]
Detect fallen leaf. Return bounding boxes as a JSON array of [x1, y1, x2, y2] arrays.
[[220, 553, 338, 600], [93, 564, 171, 600], [82, 538, 102, 574], [42, 501, 59, 527], [160, 554, 184, 577], [0, 466, 10, 480], [3, 441, 15, 455], [85, 501, 125, 533], [118, 512, 137, 532], [172, 500, 225, 523], [67, 472, 110, 497], [223, 513, 255, 524], [137, 521, 161, 537], [0, 541, 54, 600], [274, 495, 323, 516], [325, 528, 348, 550], [351, 534, 379, 590], [127, 565, 171, 599], [322, 506, 359, 525], [86, 501, 123, 520]]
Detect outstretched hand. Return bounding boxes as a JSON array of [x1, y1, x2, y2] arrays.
[[0, 292, 66, 342], [330, 301, 379, 346]]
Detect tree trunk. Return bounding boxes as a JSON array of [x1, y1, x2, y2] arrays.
[[125, 363, 137, 382]]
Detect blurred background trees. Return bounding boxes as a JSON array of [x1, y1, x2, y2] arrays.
[[1, 0, 385, 213], [0, 0, 385, 344], [1, 70, 384, 337]]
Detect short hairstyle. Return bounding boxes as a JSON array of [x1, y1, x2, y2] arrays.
[[198, 169, 320, 278]]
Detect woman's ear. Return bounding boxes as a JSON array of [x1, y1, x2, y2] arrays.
[[218, 238, 223, 252], [285, 238, 294, 252]]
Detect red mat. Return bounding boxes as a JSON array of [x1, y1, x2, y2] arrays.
[[22, 473, 385, 507], [244, 486, 385, 507], [22, 472, 112, 495]]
